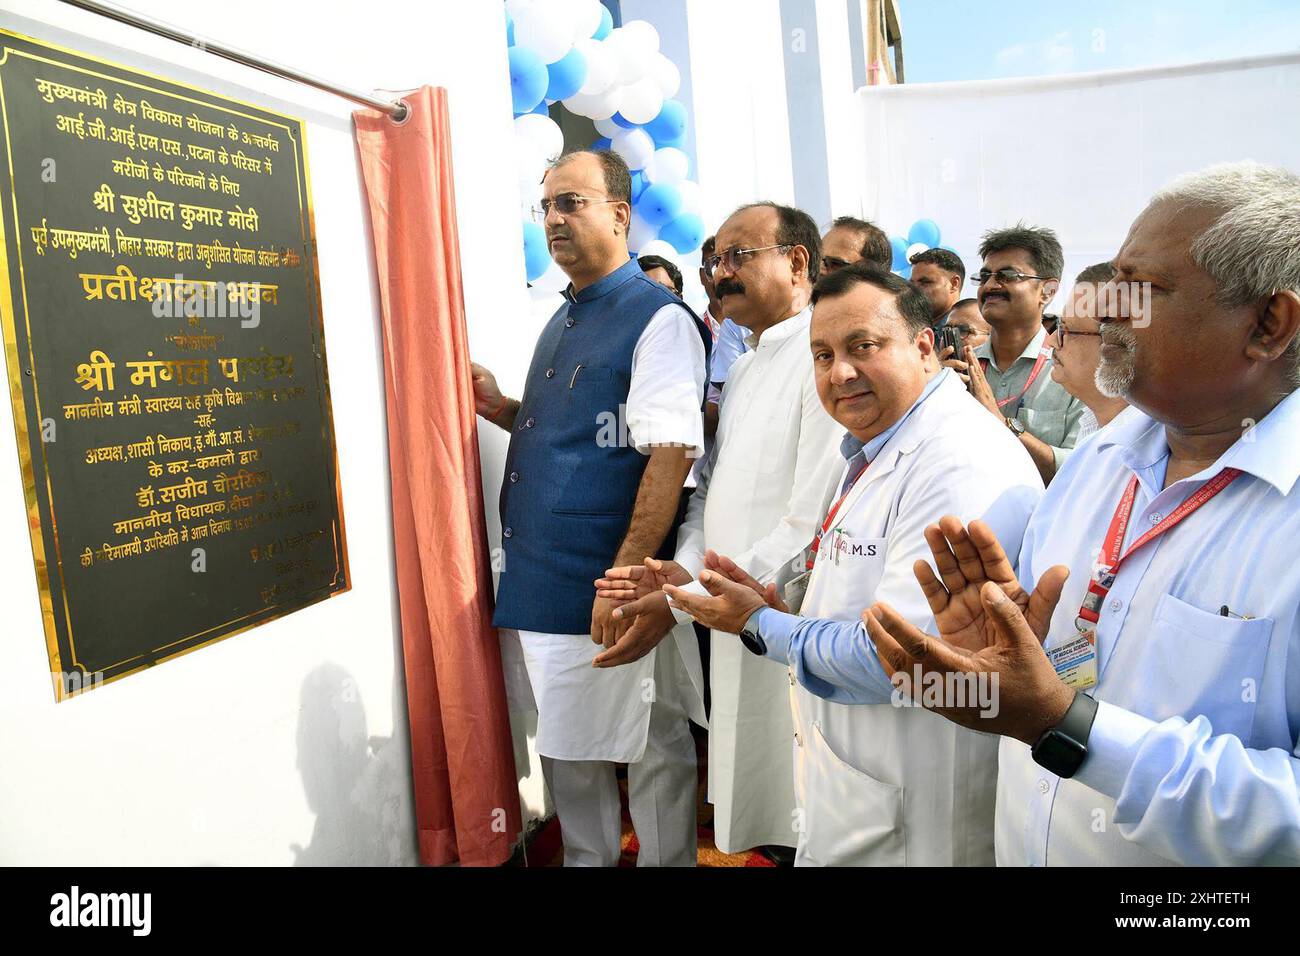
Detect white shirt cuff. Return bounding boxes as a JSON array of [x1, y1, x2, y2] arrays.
[[1073, 699, 1158, 800]]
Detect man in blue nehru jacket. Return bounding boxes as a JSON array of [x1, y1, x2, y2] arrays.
[[471, 149, 709, 866]]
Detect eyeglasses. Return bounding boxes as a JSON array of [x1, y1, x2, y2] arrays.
[[531, 194, 619, 221], [1057, 321, 1103, 346], [971, 268, 1051, 286], [705, 243, 792, 278], [821, 255, 852, 273]]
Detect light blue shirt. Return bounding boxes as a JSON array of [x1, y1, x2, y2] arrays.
[[994, 389, 1300, 866], [753, 370, 951, 704], [708, 318, 749, 388]]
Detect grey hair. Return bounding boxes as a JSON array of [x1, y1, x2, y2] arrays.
[[1152, 161, 1300, 385]]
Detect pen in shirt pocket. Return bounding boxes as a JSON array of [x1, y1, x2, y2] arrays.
[[569, 364, 585, 388], [1219, 605, 1254, 620]]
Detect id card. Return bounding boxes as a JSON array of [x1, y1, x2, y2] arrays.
[[1047, 628, 1098, 690]]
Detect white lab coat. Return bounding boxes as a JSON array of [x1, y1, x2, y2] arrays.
[[673, 307, 845, 853], [789, 371, 1044, 866]]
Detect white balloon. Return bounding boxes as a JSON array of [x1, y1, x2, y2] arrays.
[[906, 242, 929, 259], [607, 27, 655, 85], [532, 258, 570, 294], [618, 77, 664, 125], [644, 146, 689, 184], [638, 239, 678, 261], [516, 143, 548, 196], [621, 20, 661, 56], [513, 4, 575, 64], [569, 0, 603, 42], [627, 216, 659, 253], [674, 179, 703, 217], [575, 37, 616, 95], [515, 113, 563, 161], [650, 53, 680, 99], [504, 0, 535, 20], [562, 83, 621, 120], [592, 116, 622, 138], [611, 127, 654, 170]]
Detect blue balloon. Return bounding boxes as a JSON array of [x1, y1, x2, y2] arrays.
[[522, 221, 550, 282], [630, 169, 648, 202], [612, 112, 639, 130], [532, 100, 550, 115], [506, 12, 514, 46], [593, 6, 613, 40], [660, 213, 705, 255], [591, 136, 613, 151], [898, 264, 912, 279], [638, 183, 683, 227], [645, 99, 687, 146], [509, 46, 548, 115], [908, 218, 941, 249], [889, 235, 909, 271], [545, 47, 588, 102]]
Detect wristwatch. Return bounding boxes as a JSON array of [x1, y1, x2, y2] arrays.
[[738, 607, 767, 656], [1005, 415, 1027, 436], [1031, 690, 1099, 778]]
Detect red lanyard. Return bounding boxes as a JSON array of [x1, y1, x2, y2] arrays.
[[806, 461, 868, 570], [980, 347, 1051, 410], [1076, 467, 1243, 629]]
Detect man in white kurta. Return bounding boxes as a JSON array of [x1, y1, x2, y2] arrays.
[[662, 266, 1044, 864], [595, 203, 843, 854]]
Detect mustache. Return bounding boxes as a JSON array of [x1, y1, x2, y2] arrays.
[[715, 279, 746, 297], [547, 230, 571, 242]]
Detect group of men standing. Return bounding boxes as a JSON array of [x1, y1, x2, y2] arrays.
[[472, 147, 1300, 867]]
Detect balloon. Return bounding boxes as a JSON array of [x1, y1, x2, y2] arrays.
[[522, 220, 550, 282], [592, 116, 622, 137], [591, 136, 612, 151], [650, 53, 681, 99], [574, 37, 616, 95], [607, 27, 655, 84], [644, 146, 689, 184], [627, 215, 659, 253], [630, 169, 648, 202], [513, 4, 576, 64], [563, 0, 603, 44], [659, 212, 705, 254], [505, 0, 535, 18], [906, 242, 929, 262], [899, 265, 912, 279], [533, 258, 570, 294], [563, 84, 621, 120], [908, 218, 941, 248], [644, 99, 686, 146], [638, 239, 678, 261], [889, 235, 909, 271], [637, 182, 682, 227], [509, 45, 549, 114], [506, 12, 515, 47], [674, 179, 703, 216], [611, 111, 639, 130], [592, 4, 613, 40], [621, 20, 661, 56], [611, 127, 654, 170], [618, 77, 664, 125], [545, 46, 588, 102], [515, 113, 563, 161]]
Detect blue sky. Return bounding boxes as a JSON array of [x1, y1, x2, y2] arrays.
[[901, 0, 1300, 83]]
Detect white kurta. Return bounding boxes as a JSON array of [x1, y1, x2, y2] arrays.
[[786, 372, 1044, 865], [673, 307, 844, 852]]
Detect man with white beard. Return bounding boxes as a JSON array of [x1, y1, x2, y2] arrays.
[[595, 201, 844, 858]]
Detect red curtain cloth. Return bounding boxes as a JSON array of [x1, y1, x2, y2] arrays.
[[354, 86, 519, 866]]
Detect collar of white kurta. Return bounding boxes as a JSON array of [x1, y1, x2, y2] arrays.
[[1096, 386, 1300, 496], [744, 305, 812, 351], [974, 324, 1048, 372]]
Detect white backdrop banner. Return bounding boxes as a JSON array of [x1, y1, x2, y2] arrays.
[[854, 52, 1300, 307]]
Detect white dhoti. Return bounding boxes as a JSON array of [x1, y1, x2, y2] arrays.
[[501, 626, 706, 866]]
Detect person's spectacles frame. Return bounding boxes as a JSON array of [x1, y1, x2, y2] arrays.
[[705, 243, 793, 278], [531, 193, 620, 221], [971, 267, 1052, 286]]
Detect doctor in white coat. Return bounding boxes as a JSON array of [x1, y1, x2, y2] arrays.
[[594, 202, 845, 855], [664, 264, 1044, 865]]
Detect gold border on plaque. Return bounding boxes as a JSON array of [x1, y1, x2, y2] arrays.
[[0, 28, 349, 700]]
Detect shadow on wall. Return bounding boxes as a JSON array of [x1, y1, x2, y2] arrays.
[[292, 662, 418, 866]]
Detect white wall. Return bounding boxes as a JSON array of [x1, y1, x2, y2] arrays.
[[0, 0, 547, 865]]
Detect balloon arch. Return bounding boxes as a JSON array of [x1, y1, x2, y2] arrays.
[[505, 0, 704, 293]]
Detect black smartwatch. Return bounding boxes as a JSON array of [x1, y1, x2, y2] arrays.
[[1031, 691, 1099, 778], [738, 607, 766, 656]]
